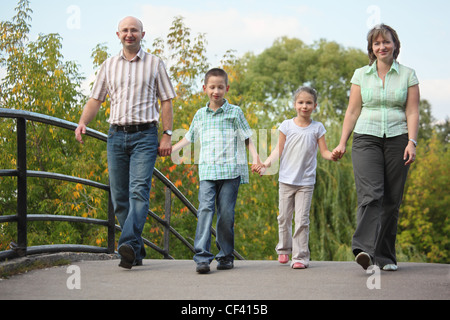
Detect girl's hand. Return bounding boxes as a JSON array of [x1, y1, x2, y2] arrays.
[[258, 165, 267, 176]]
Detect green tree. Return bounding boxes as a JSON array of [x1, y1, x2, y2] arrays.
[[236, 37, 368, 125], [398, 135, 449, 263], [2, 2, 447, 263], [0, 0, 109, 250]]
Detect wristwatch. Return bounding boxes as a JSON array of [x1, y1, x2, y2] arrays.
[[163, 130, 173, 136], [409, 138, 417, 147]]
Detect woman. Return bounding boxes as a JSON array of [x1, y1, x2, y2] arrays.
[[333, 24, 420, 271]]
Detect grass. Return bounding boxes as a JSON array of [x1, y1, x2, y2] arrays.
[[0, 257, 71, 279]]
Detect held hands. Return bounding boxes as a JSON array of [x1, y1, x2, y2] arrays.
[[251, 163, 267, 176], [332, 144, 346, 160], [251, 158, 268, 176]]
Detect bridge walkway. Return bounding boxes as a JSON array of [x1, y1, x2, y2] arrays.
[[0, 254, 448, 301]]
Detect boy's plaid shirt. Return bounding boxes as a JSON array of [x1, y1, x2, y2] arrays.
[[185, 100, 253, 184]]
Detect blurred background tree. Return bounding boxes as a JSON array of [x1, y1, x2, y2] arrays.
[[1, 0, 448, 263]]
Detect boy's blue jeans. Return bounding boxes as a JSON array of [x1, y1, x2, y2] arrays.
[[107, 126, 158, 261], [194, 176, 241, 264]]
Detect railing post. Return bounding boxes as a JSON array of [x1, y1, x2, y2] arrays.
[[163, 187, 172, 259], [107, 191, 115, 254], [16, 117, 27, 256]]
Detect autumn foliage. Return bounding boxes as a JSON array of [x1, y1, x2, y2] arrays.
[[1, 1, 448, 263]]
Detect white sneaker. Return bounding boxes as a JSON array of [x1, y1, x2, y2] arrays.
[[382, 264, 398, 271]]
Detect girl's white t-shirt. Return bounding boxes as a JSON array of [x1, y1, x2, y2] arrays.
[[278, 119, 326, 186]]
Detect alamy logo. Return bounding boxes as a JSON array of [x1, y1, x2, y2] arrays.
[[366, 5, 381, 29], [66, 5, 81, 30], [366, 265, 381, 290], [66, 265, 81, 290]]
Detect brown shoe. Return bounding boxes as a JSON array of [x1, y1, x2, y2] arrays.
[[355, 252, 372, 270]]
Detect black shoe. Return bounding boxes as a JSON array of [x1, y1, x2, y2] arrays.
[[217, 260, 234, 270], [133, 259, 143, 266], [196, 262, 210, 274], [118, 244, 135, 269]]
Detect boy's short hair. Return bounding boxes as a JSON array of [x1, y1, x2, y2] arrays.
[[204, 68, 228, 86]]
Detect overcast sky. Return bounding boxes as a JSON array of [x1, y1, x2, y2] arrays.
[[1, 0, 449, 121]]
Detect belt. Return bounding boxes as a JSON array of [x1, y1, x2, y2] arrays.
[[111, 122, 156, 133]]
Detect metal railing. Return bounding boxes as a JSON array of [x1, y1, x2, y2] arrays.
[[0, 108, 244, 261]]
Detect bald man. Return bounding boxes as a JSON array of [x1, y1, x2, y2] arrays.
[[75, 16, 176, 269]]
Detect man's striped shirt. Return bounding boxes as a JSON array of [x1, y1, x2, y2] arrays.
[[90, 48, 176, 125]]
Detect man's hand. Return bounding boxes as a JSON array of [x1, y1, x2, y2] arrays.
[[75, 124, 87, 144], [158, 134, 172, 157], [74, 98, 103, 144]]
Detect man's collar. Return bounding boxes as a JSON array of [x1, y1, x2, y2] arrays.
[[120, 47, 145, 61]]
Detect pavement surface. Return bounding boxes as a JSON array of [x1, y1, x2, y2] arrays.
[[0, 255, 449, 301]]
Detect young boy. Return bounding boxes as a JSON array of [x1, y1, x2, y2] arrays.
[[172, 68, 259, 273]]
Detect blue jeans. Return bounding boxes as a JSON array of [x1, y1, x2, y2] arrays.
[[107, 126, 158, 261], [194, 176, 241, 264]]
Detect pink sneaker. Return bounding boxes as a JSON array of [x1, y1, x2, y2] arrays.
[[278, 254, 289, 264], [292, 262, 306, 269]]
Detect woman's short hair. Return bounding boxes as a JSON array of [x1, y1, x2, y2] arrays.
[[367, 24, 401, 65]]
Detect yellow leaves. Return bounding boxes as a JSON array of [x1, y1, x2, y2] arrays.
[[263, 223, 272, 236], [44, 100, 54, 113], [58, 90, 64, 104], [398, 135, 449, 263], [11, 84, 21, 94]]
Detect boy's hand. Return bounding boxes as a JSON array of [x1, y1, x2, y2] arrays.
[[251, 164, 260, 173]]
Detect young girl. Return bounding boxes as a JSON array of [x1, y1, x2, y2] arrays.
[[252, 86, 337, 269]]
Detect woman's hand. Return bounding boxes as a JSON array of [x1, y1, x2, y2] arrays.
[[403, 141, 416, 165]]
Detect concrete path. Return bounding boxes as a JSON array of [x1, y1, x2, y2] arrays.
[[1, 257, 448, 300]]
